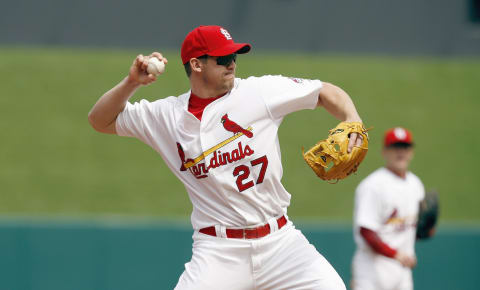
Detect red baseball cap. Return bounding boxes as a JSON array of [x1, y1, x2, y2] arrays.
[[181, 25, 251, 64], [384, 127, 413, 147]]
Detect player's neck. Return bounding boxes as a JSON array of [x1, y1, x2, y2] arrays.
[[386, 166, 407, 179], [190, 81, 228, 100]]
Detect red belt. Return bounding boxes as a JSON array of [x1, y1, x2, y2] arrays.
[[199, 216, 287, 239]]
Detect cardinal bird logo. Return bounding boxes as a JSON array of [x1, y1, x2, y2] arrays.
[[221, 114, 253, 138], [175, 114, 255, 178], [385, 208, 405, 225]]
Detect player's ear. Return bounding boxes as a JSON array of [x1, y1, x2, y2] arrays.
[[190, 58, 204, 73]]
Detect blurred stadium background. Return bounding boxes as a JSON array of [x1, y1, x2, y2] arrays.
[[1, 0, 479, 289]]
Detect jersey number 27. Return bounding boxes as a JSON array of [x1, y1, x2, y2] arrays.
[[232, 155, 268, 192]]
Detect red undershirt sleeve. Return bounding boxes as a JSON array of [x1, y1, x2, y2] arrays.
[[359, 227, 397, 258]]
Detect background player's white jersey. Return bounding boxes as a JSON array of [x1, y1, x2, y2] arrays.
[[353, 167, 425, 255], [352, 167, 425, 290], [116, 75, 322, 229]]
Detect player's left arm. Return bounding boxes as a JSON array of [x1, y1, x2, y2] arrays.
[[317, 82, 363, 152]]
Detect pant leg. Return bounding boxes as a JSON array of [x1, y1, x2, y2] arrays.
[[352, 251, 377, 290], [174, 232, 255, 290], [352, 250, 412, 290], [396, 268, 413, 290], [254, 224, 346, 290]]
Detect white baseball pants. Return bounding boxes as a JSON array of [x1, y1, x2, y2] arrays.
[[175, 222, 346, 290], [351, 251, 413, 290]]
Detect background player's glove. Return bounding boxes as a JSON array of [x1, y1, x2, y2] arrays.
[[302, 122, 369, 182], [416, 190, 439, 240]]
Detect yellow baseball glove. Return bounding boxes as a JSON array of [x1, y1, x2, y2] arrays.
[[302, 122, 369, 182]]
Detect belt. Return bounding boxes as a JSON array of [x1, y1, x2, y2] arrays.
[[199, 215, 287, 239]]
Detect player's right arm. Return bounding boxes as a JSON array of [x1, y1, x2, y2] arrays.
[[317, 82, 363, 152], [360, 227, 417, 268], [88, 52, 167, 134]]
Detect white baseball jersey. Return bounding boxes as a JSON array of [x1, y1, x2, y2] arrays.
[[352, 167, 425, 290], [116, 75, 322, 229]]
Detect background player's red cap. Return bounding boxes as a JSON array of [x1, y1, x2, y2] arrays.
[[181, 25, 251, 64], [384, 127, 413, 147]]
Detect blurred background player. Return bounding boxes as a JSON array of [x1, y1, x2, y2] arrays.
[[351, 127, 425, 290]]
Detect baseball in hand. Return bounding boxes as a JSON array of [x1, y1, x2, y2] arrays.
[[147, 57, 165, 75]]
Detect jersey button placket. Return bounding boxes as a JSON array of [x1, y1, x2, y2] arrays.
[[198, 108, 211, 175], [199, 97, 226, 178]]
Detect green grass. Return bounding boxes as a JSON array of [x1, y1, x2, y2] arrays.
[[0, 47, 479, 222]]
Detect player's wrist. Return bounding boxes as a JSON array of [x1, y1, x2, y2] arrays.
[[392, 250, 401, 260], [345, 116, 362, 123], [124, 75, 142, 89]]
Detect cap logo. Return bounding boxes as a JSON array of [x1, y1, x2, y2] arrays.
[[220, 28, 232, 40], [393, 127, 407, 140]]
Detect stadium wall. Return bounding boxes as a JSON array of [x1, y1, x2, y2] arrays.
[[0, 0, 479, 55], [0, 220, 479, 290]]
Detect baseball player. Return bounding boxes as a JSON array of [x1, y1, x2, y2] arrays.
[[89, 25, 365, 290], [351, 127, 425, 290]]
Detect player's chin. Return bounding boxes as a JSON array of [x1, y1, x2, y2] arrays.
[[394, 161, 409, 171], [224, 75, 235, 89], [224, 72, 235, 81]]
